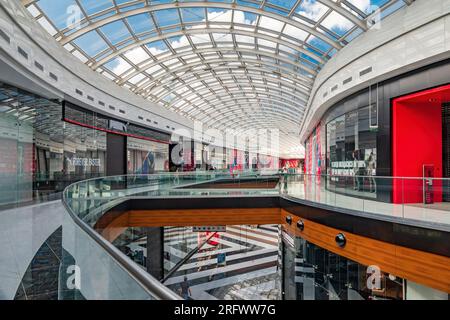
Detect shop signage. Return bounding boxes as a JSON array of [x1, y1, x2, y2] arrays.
[[331, 161, 366, 169], [330, 160, 366, 176], [67, 157, 101, 167], [49, 146, 64, 154]]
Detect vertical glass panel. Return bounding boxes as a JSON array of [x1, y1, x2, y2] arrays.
[[63, 121, 106, 181], [284, 237, 405, 300], [0, 85, 19, 207], [334, 115, 345, 163], [33, 101, 64, 202], [358, 106, 377, 195], [345, 111, 357, 161], [127, 137, 169, 174], [325, 103, 378, 199]]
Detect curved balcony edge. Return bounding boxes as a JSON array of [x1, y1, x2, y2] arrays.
[[61, 183, 182, 300]]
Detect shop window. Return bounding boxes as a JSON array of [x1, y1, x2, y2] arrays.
[[282, 237, 404, 300], [127, 137, 169, 174], [0, 83, 107, 209], [326, 105, 377, 198]]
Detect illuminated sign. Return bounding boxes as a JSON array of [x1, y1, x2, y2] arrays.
[[67, 157, 101, 167]]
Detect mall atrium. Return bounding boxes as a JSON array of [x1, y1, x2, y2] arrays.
[[0, 0, 449, 302]]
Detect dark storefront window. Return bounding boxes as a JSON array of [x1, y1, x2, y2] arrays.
[[326, 105, 377, 198], [64, 101, 171, 143], [282, 236, 404, 300]]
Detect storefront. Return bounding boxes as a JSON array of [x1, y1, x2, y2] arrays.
[[0, 82, 170, 209], [279, 159, 303, 173], [127, 137, 169, 174], [325, 103, 378, 199], [304, 59, 450, 203], [282, 235, 404, 300]]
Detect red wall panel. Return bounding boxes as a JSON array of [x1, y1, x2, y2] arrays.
[[392, 86, 449, 203]]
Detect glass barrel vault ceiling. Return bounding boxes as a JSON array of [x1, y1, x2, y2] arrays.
[[22, 0, 411, 155]]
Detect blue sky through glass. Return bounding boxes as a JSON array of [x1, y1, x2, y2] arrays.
[[73, 31, 109, 56], [37, 0, 80, 29], [28, 0, 410, 140], [78, 0, 113, 16]]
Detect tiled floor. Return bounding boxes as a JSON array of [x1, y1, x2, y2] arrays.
[[165, 225, 281, 300], [116, 224, 281, 300], [14, 227, 62, 300]]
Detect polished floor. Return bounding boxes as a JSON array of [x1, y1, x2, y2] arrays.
[[125, 225, 281, 300], [165, 225, 281, 300]]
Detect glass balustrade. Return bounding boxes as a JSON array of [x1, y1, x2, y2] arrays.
[[61, 171, 450, 300]]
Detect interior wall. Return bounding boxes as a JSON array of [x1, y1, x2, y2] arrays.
[[392, 86, 449, 204], [305, 59, 450, 203]]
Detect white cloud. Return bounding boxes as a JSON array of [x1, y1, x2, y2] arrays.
[[299, 0, 371, 31], [124, 47, 149, 64], [297, 0, 329, 21], [347, 0, 372, 13], [207, 9, 233, 23], [110, 57, 132, 75], [321, 11, 354, 31]]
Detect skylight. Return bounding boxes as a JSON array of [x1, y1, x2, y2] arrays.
[[23, 0, 410, 153]]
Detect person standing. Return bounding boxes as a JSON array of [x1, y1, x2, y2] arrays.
[[352, 150, 360, 190], [179, 276, 192, 300], [367, 152, 376, 193]]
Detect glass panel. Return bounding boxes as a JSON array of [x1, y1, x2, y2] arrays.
[[0, 85, 20, 207], [283, 236, 405, 300], [127, 137, 169, 174], [325, 104, 378, 200]]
